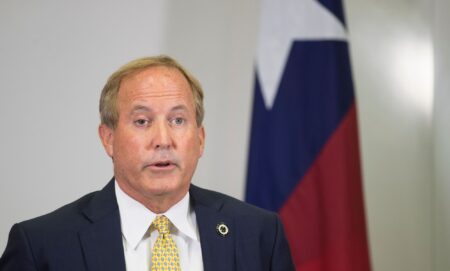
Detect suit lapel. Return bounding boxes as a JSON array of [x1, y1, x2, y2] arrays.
[[78, 180, 126, 271], [77, 181, 237, 271], [190, 185, 236, 271]]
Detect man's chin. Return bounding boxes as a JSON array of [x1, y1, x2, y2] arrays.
[[142, 181, 184, 198]]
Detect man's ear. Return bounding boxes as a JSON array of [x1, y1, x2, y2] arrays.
[[98, 124, 114, 158], [198, 125, 205, 157]]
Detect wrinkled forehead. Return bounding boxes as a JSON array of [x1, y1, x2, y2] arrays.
[[122, 66, 190, 90], [117, 66, 195, 110]]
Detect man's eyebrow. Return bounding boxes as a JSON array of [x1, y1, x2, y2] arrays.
[[131, 105, 152, 113], [130, 104, 188, 113], [171, 105, 188, 112]]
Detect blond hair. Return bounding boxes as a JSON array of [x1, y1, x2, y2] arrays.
[[99, 55, 204, 129]]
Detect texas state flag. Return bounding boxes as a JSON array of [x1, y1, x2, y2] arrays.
[[245, 0, 371, 270]]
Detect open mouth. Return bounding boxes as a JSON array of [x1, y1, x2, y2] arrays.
[[154, 161, 172, 167], [148, 161, 176, 171]]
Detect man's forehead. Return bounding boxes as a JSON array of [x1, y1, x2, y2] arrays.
[[119, 66, 191, 98], [124, 65, 188, 86], [118, 69, 193, 101], [114, 67, 197, 118]]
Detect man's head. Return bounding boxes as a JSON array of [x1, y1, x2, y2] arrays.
[[98, 56, 205, 213], [99, 55, 204, 129]]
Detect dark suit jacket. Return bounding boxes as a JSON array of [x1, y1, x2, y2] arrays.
[[0, 180, 294, 271]]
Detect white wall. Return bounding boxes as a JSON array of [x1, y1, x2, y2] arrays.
[[0, 1, 441, 270], [0, 0, 169, 250]]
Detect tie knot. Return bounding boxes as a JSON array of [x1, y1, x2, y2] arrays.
[[152, 215, 170, 235]]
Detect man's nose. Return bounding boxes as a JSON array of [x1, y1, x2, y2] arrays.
[[151, 119, 172, 149]]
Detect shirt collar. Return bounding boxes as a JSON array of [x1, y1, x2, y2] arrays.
[[115, 181, 198, 249]]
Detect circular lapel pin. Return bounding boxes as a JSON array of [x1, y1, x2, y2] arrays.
[[216, 223, 229, 236]]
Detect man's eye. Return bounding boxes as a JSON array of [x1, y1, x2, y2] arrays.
[[171, 118, 185, 126], [134, 119, 149, 126]]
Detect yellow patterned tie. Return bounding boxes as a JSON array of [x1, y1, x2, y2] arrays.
[[151, 215, 181, 271]]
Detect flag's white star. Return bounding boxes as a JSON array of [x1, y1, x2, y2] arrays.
[[256, 0, 348, 109]]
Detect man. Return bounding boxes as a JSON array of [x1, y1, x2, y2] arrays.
[[0, 56, 294, 271]]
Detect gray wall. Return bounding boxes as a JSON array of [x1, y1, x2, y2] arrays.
[[0, 0, 442, 270], [434, 0, 450, 270], [346, 0, 434, 270]]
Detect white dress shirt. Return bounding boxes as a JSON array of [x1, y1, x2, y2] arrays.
[[115, 182, 204, 271]]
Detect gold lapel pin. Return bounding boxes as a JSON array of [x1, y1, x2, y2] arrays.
[[216, 223, 229, 237]]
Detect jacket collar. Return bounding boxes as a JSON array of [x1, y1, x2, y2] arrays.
[[190, 184, 236, 271], [79, 179, 126, 271]]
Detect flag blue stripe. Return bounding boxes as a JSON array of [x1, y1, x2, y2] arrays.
[[246, 41, 355, 212]]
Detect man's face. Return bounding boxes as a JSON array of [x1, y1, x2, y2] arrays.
[[99, 66, 205, 211]]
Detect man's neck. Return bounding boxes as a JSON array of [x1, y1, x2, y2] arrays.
[[115, 180, 188, 213]]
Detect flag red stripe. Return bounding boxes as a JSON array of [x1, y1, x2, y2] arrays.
[[279, 104, 371, 270]]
